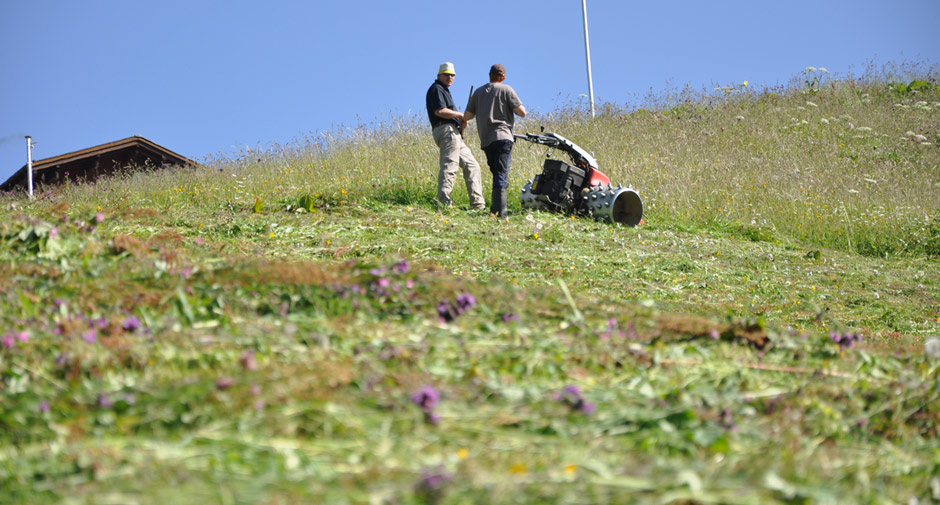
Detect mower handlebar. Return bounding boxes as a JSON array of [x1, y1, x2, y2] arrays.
[[514, 133, 560, 147]]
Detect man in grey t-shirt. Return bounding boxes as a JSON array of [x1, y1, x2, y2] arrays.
[[464, 64, 526, 218]]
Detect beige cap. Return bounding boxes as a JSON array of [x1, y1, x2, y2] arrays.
[[438, 62, 456, 75]]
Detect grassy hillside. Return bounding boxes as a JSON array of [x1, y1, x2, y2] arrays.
[[1, 64, 939, 504]]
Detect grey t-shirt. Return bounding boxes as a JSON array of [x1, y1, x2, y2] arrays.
[[467, 82, 523, 149]]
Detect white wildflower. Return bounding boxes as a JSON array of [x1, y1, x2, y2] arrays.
[[922, 142, 934, 146], [926, 337, 940, 360], [818, 67, 829, 73], [805, 66, 817, 72], [805, 101, 818, 107], [905, 131, 916, 136], [820, 118, 829, 124], [856, 126, 872, 132], [735, 115, 745, 121], [914, 134, 928, 142], [915, 101, 928, 107]]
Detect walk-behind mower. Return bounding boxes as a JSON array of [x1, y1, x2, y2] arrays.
[[515, 130, 643, 226]]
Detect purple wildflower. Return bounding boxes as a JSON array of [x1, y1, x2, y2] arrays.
[[501, 312, 519, 323], [411, 385, 442, 425], [82, 329, 97, 344], [49, 227, 59, 238], [554, 385, 596, 416], [392, 260, 410, 274], [17, 331, 29, 343], [122, 316, 142, 333], [415, 467, 452, 503], [554, 384, 581, 400], [369, 266, 387, 276], [410, 385, 440, 412], [627, 321, 639, 340], [97, 394, 113, 409], [216, 377, 235, 390], [95, 212, 105, 223], [437, 301, 457, 322], [455, 292, 476, 312], [829, 331, 863, 350], [240, 350, 259, 371], [1, 334, 14, 348], [601, 318, 626, 340], [39, 401, 50, 413]]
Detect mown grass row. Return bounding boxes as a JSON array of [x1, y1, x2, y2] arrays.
[[0, 207, 937, 504]]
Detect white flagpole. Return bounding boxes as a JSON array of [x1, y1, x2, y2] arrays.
[[581, 0, 596, 118], [26, 136, 34, 198]]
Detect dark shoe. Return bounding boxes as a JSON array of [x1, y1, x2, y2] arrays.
[[497, 188, 508, 218], [489, 186, 501, 216]]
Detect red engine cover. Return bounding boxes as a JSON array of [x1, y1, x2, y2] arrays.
[[586, 167, 611, 187]]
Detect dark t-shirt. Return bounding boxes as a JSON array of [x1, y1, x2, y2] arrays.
[[426, 79, 459, 129]]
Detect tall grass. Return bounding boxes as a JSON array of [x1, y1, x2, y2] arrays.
[[21, 62, 940, 257]]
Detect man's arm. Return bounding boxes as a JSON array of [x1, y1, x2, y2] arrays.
[[434, 108, 464, 120], [514, 104, 526, 118]]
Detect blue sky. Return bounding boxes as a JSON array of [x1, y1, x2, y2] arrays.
[[1, 0, 938, 186]]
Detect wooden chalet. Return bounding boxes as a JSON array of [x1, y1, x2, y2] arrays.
[[0, 136, 195, 192]]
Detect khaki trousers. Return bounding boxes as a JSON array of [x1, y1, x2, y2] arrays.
[[432, 123, 485, 209]]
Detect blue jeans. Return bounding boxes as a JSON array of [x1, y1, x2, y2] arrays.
[[483, 140, 514, 190]]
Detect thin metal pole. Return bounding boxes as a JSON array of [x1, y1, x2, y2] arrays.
[[26, 136, 34, 198], [581, 0, 596, 118]]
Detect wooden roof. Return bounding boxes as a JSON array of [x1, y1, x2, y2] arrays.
[[1, 135, 196, 191]]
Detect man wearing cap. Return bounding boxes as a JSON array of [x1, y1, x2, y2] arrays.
[[463, 64, 526, 218], [426, 62, 486, 210]]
